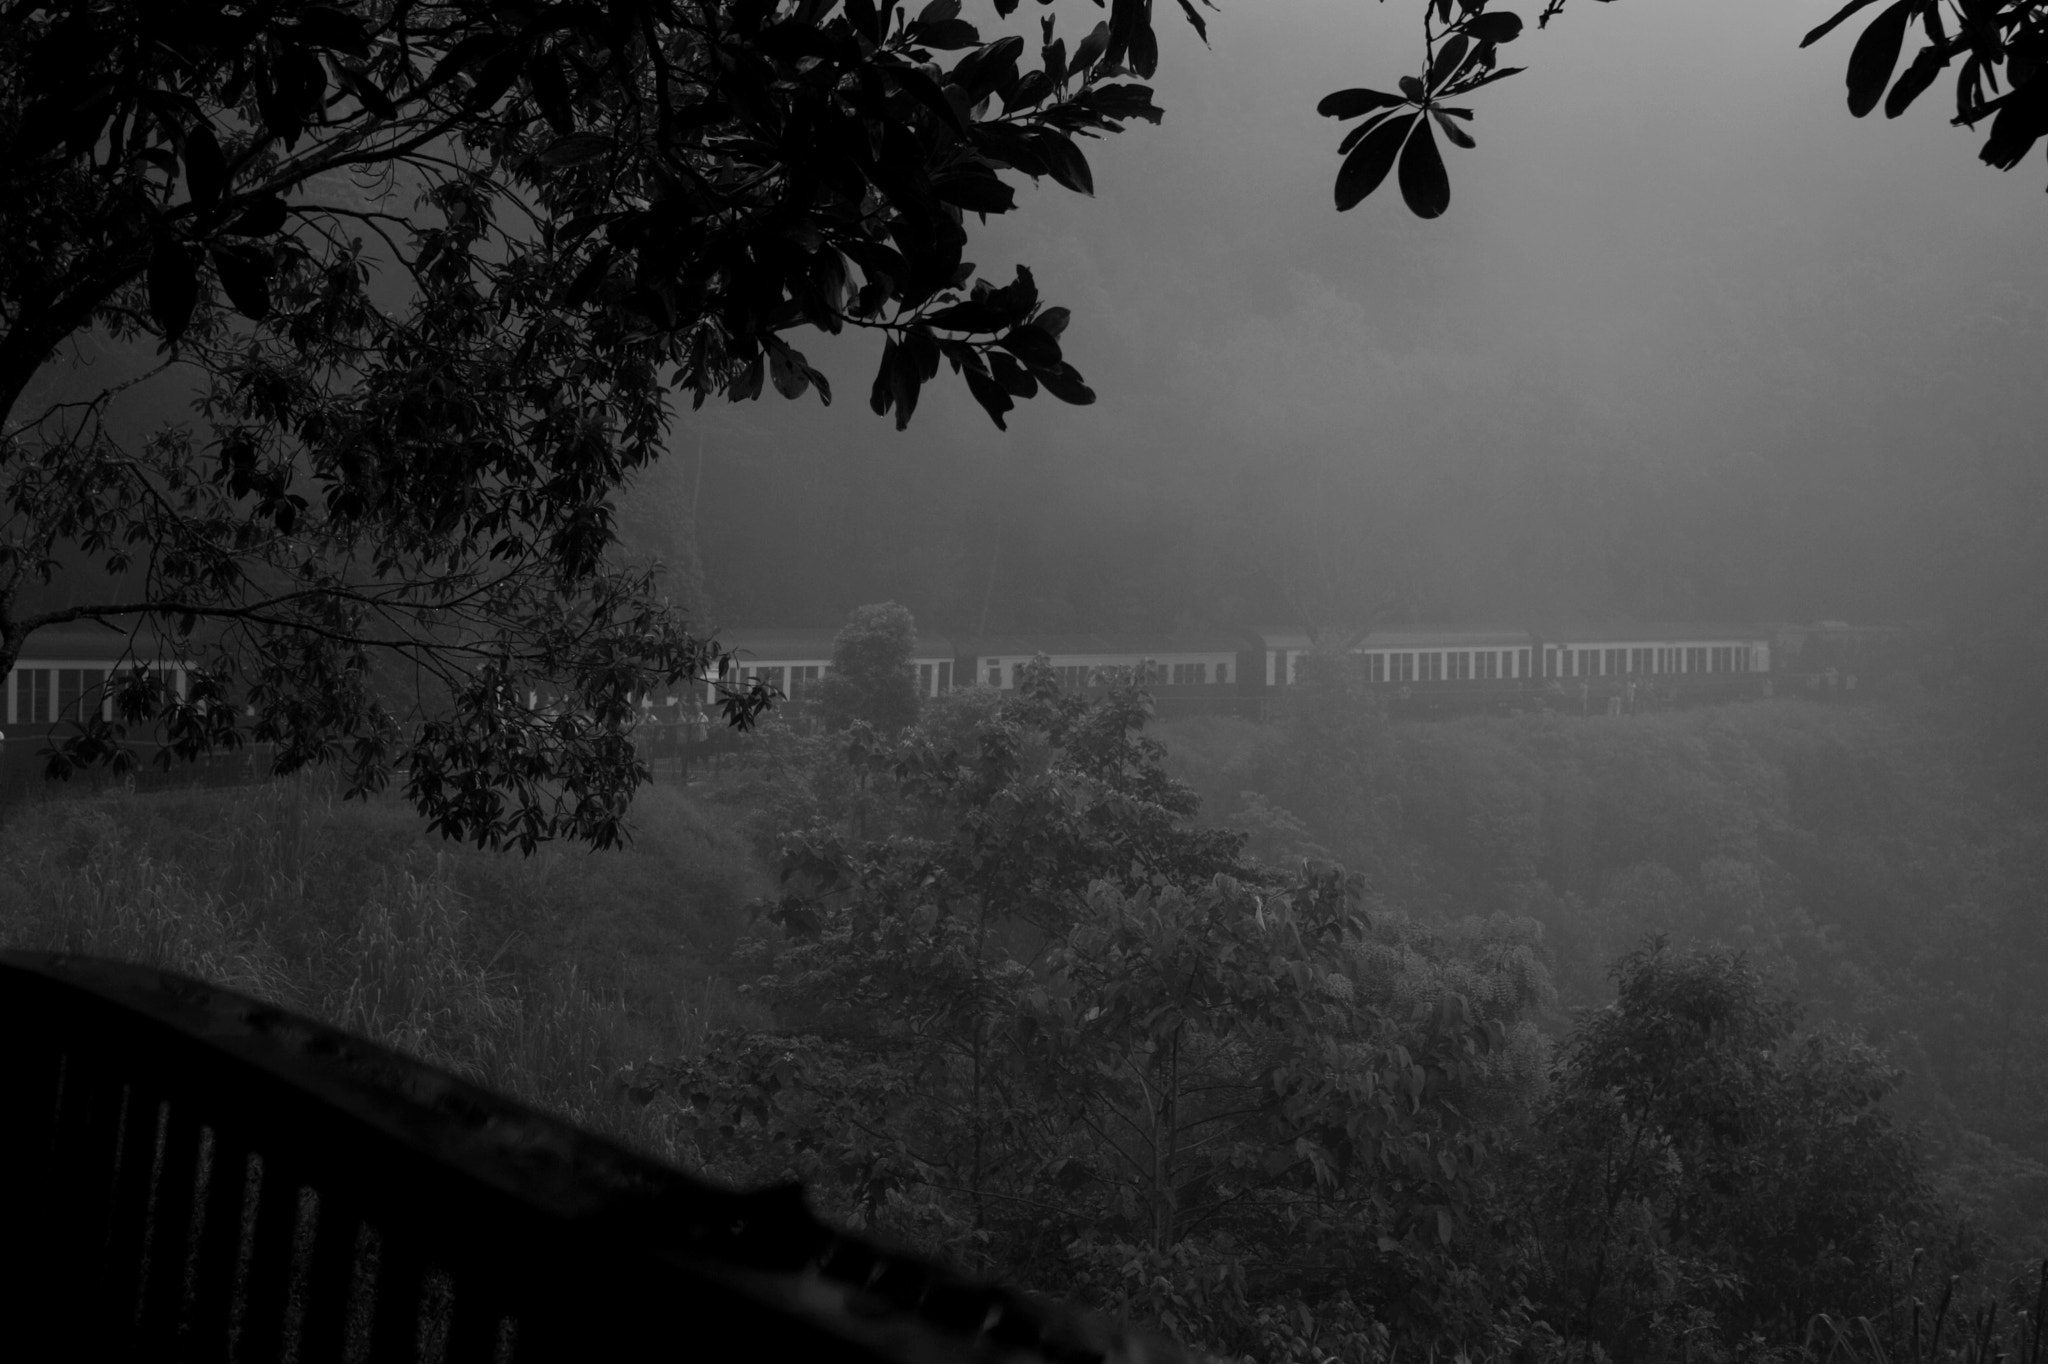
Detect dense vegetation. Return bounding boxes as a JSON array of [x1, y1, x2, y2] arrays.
[[6, 655, 2046, 1361]]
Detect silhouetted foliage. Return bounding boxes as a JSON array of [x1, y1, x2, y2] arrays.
[[1519, 941, 1938, 1356], [815, 602, 921, 733], [0, 0, 1163, 844]]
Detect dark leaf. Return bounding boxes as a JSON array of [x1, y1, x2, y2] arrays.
[[1003, 70, 1056, 112], [1340, 108, 1401, 156], [952, 35, 1025, 101], [1979, 77, 2048, 168], [1317, 87, 1405, 119], [1454, 64, 1526, 94], [1034, 132, 1094, 195], [563, 244, 615, 307], [1399, 75, 1426, 103], [422, 34, 505, 95], [901, 326, 943, 380], [1071, 21, 1110, 73], [339, 63, 398, 121], [210, 245, 272, 320], [887, 63, 966, 134], [1800, 0, 1887, 48], [1335, 112, 1415, 211], [1173, 0, 1209, 45], [470, 48, 527, 110], [529, 52, 575, 136], [1883, 42, 1949, 118], [918, 0, 961, 21], [1431, 107, 1476, 149], [1463, 12, 1523, 42], [537, 131, 612, 166], [925, 299, 1010, 331], [933, 165, 1016, 214], [1076, 82, 1164, 125], [910, 17, 980, 49], [147, 240, 199, 344], [889, 355, 923, 428], [998, 322, 1062, 370], [1398, 116, 1450, 218], [1036, 362, 1094, 405], [989, 351, 1038, 397], [731, 355, 766, 402], [844, 0, 882, 42], [1429, 36, 1469, 90], [766, 341, 811, 399], [292, 5, 371, 55], [963, 365, 1013, 429], [1035, 306, 1071, 338], [224, 195, 289, 236], [1128, 15, 1158, 78], [182, 122, 227, 208], [1845, 0, 1917, 117], [869, 338, 899, 417]]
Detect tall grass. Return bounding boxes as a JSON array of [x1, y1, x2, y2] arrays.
[[0, 775, 770, 1160]]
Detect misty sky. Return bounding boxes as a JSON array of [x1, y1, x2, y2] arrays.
[[658, 0, 2048, 637]]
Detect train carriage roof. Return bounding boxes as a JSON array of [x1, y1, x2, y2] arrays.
[[1254, 626, 1368, 651], [1538, 623, 1774, 644], [714, 627, 954, 662], [1352, 626, 1535, 650], [960, 632, 1251, 659]]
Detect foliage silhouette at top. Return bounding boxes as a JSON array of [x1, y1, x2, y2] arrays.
[[0, 0, 1155, 846]]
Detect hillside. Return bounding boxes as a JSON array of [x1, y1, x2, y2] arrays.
[[0, 777, 769, 1156], [1158, 694, 2048, 1260]]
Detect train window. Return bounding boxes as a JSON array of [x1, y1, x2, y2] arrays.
[[938, 662, 952, 691], [987, 660, 1002, 687], [918, 664, 933, 694], [30, 668, 51, 724], [1517, 649, 1529, 678], [1420, 652, 1440, 681], [1215, 662, 1228, 684]]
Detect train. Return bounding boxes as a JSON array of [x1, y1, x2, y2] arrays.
[[0, 617, 1883, 805], [705, 621, 1793, 721]]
